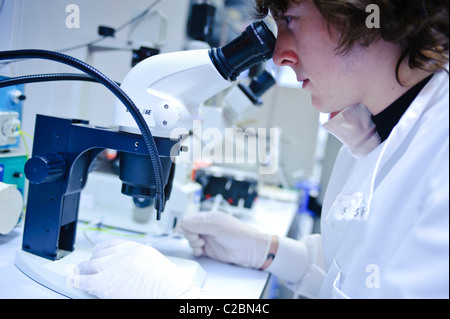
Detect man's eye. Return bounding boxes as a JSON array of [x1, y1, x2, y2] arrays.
[[284, 16, 293, 24], [274, 15, 294, 26]]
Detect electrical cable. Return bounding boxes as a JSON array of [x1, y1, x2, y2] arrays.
[[0, 49, 165, 218], [17, 123, 32, 159], [57, 38, 108, 54], [0, 73, 120, 88], [115, 0, 163, 33]]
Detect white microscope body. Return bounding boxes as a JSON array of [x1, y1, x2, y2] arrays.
[[114, 49, 233, 138]]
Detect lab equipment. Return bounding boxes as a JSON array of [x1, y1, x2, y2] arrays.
[[0, 181, 23, 235], [0, 154, 26, 234], [223, 70, 276, 124], [21, 114, 180, 260], [0, 49, 169, 219], [0, 76, 25, 150], [6, 20, 275, 298], [198, 67, 276, 139], [187, 2, 216, 45], [113, 21, 276, 138], [0, 79, 27, 235], [294, 179, 320, 239], [80, 34, 275, 233], [0, 153, 27, 194], [79, 163, 201, 235], [18, 20, 274, 261], [195, 166, 258, 216]]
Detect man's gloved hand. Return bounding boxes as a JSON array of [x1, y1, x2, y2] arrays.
[[179, 211, 272, 269], [67, 239, 205, 299]]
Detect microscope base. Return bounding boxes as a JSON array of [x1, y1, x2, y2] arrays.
[[15, 247, 207, 299]]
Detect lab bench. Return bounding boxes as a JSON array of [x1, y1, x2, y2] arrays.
[[0, 194, 297, 299]]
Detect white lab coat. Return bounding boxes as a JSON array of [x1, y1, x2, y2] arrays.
[[267, 67, 449, 299]]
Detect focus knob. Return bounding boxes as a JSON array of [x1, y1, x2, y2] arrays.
[[24, 153, 66, 184]]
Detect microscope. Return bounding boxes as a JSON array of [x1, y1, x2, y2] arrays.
[[14, 21, 275, 297]]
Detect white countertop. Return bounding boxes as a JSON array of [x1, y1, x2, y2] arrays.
[[0, 195, 297, 299]]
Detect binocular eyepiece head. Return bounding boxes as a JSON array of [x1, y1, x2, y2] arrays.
[[210, 21, 276, 81]]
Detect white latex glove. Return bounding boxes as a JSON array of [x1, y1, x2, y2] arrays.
[[179, 211, 271, 269], [67, 239, 205, 299]]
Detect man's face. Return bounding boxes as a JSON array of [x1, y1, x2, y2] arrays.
[[272, 0, 369, 113]]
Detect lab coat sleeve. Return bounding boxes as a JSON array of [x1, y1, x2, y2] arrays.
[[266, 233, 326, 299]]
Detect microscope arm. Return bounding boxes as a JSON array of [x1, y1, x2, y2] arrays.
[[114, 21, 276, 139], [114, 49, 232, 138]]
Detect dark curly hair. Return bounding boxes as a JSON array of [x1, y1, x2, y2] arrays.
[[252, 0, 449, 83]]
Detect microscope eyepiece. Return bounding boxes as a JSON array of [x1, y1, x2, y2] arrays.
[[210, 21, 276, 81]]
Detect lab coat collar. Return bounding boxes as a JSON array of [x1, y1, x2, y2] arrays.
[[322, 64, 449, 160], [368, 65, 449, 193], [322, 103, 381, 159]]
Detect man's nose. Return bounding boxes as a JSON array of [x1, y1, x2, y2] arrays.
[[272, 33, 299, 67]]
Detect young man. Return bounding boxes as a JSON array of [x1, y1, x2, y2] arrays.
[[72, 0, 448, 298]]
